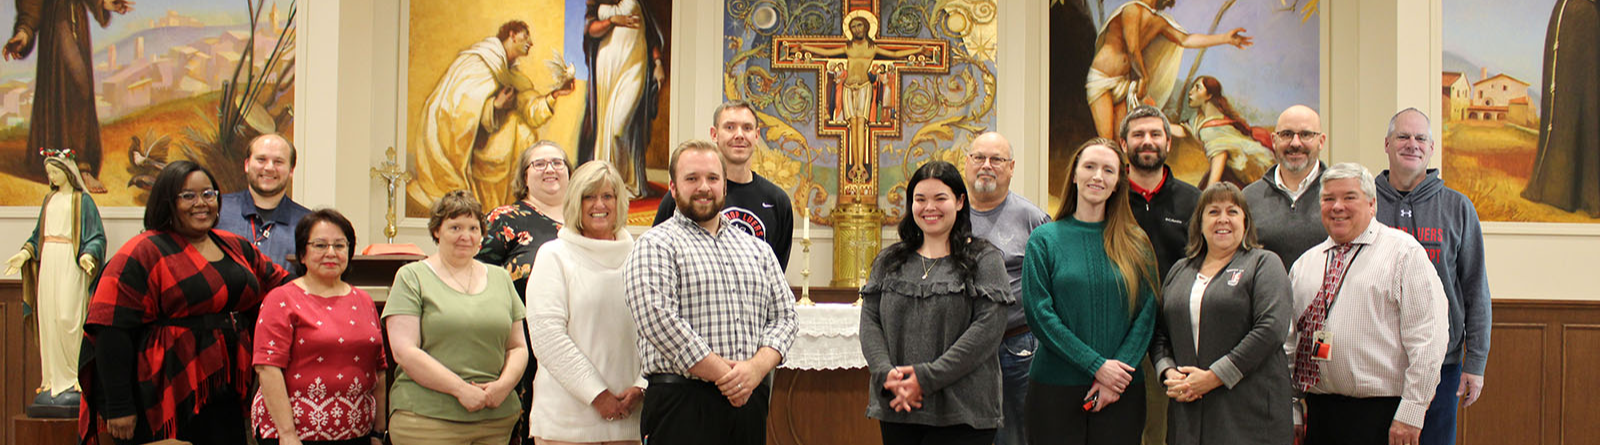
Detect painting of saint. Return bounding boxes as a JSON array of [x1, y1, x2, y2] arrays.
[[0, 0, 297, 207], [1050, 0, 1317, 212], [1442, 0, 1600, 223], [407, 20, 575, 211], [405, 0, 672, 218], [576, 0, 666, 199]]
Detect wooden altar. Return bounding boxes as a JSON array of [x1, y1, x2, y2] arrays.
[[769, 286, 877, 445]]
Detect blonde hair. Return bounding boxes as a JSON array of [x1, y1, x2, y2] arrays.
[[564, 161, 630, 237], [1053, 137, 1158, 313]]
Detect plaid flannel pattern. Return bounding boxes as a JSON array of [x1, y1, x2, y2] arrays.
[[80, 230, 289, 443], [625, 212, 798, 377]]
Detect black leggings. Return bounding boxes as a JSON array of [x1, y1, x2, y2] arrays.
[[1024, 379, 1146, 445], [114, 388, 248, 445]]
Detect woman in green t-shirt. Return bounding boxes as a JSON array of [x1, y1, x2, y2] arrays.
[[383, 190, 529, 444]]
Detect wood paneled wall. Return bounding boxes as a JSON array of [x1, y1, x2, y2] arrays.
[[2, 279, 1595, 445]]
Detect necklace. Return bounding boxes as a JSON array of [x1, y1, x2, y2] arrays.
[[438, 259, 477, 293], [920, 256, 940, 279]]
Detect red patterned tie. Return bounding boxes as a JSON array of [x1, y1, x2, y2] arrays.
[[1293, 244, 1354, 392]]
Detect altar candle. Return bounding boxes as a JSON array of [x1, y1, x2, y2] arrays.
[[803, 207, 811, 240]]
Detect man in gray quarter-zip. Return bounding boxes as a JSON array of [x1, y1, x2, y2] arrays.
[[1244, 105, 1329, 270]]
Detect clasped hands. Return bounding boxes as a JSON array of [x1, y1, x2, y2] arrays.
[[590, 387, 645, 421], [1085, 359, 1136, 412], [884, 366, 923, 412], [1162, 366, 1222, 403], [452, 379, 515, 412]]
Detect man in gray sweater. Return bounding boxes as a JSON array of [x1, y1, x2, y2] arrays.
[[963, 132, 1050, 445], [1244, 105, 1328, 270], [1375, 108, 1491, 445]]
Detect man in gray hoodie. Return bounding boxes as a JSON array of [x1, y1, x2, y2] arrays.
[[1375, 108, 1492, 445]]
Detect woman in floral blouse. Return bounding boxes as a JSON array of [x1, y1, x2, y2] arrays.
[[475, 141, 571, 443], [477, 141, 571, 299]]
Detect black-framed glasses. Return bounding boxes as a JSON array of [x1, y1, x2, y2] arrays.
[[967, 154, 1013, 166], [1274, 130, 1321, 141], [529, 158, 568, 171], [178, 189, 220, 202]]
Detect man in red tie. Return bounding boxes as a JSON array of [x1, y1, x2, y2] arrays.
[[1284, 162, 1448, 445]]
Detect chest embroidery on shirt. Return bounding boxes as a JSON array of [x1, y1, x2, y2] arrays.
[[1226, 269, 1243, 286]]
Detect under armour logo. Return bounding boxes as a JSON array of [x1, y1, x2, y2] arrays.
[[1401, 209, 1413, 218]]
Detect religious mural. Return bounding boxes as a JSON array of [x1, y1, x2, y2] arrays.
[[404, 0, 673, 218], [1048, 0, 1318, 212], [1442, 0, 1599, 223], [723, 0, 998, 226], [0, 0, 296, 207]]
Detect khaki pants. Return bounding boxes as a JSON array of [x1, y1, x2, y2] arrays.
[[533, 438, 640, 445], [389, 410, 517, 445]]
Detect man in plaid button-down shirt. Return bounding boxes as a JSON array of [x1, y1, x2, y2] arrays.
[[625, 139, 798, 445]]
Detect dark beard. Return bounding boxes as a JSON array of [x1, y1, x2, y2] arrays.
[[1130, 144, 1167, 171], [675, 191, 724, 223]]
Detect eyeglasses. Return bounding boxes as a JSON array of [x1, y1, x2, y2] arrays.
[[967, 154, 1012, 166], [178, 189, 220, 202], [1273, 130, 1321, 141], [308, 241, 350, 252], [529, 158, 567, 172]]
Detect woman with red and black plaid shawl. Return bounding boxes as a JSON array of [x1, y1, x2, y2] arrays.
[[78, 161, 290, 445]]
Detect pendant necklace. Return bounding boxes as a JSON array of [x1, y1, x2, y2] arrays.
[[920, 256, 940, 279]]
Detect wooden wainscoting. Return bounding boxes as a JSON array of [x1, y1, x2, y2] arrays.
[[1460, 300, 1600, 445]]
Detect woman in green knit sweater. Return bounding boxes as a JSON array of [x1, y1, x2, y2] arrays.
[[1022, 138, 1159, 445]]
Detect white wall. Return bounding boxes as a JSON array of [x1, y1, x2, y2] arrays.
[[1, 0, 1590, 300]]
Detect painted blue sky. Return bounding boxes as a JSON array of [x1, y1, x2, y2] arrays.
[[563, 0, 590, 79], [1442, 0, 1555, 87]]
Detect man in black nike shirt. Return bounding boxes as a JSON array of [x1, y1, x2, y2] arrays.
[[654, 100, 794, 271]]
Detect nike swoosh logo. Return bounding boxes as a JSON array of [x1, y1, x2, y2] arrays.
[[761, 203, 775, 208]]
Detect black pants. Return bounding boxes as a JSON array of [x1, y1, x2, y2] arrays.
[[1304, 394, 1402, 445], [115, 388, 248, 445], [258, 438, 369, 445], [640, 374, 769, 445], [1023, 379, 1145, 445], [879, 421, 996, 445]]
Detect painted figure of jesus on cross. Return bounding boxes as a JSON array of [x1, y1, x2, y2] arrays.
[[771, 0, 950, 286], [773, 4, 949, 206]]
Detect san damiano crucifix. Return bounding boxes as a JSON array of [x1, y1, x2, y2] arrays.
[[772, 1, 949, 286]]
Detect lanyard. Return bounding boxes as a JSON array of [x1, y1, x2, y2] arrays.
[[1318, 245, 1364, 315], [249, 216, 273, 246]]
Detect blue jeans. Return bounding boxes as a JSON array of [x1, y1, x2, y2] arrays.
[[995, 331, 1035, 445], [1420, 363, 1463, 445]]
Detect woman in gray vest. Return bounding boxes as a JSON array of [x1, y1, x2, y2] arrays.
[[1150, 183, 1293, 445]]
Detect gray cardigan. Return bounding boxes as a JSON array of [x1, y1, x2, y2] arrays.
[[859, 243, 1011, 429], [1150, 248, 1294, 445]]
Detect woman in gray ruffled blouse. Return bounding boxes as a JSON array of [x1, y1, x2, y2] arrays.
[[859, 160, 1012, 445]]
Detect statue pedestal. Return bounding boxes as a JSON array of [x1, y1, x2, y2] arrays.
[[11, 415, 75, 445]]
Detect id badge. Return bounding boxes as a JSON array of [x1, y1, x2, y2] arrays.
[[1310, 331, 1333, 361]]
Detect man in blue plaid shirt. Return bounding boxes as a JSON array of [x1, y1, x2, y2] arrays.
[[625, 139, 798, 445]]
